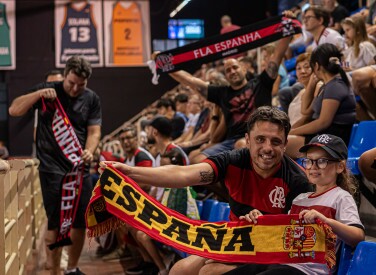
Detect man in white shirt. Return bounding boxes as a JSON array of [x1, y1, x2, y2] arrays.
[[303, 6, 345, 51]]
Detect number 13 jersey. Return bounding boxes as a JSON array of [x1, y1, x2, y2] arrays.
[[60, 2, 99, 64]]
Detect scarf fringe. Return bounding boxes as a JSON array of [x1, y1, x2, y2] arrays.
[[87, 216, 124, 238]]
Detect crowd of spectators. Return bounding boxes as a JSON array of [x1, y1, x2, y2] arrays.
[[92, 0, 376, 274]]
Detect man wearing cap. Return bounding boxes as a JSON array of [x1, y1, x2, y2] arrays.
[[146, 116, 189, 200], [100, 106, 312, 275]]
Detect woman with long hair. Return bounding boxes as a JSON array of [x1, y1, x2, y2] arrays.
[[342, 16, 376, 70], [286, 43, 356, 159]]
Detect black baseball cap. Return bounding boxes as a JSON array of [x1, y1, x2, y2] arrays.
[[149, 116, 172, 138], [299, 134, 348, 160]]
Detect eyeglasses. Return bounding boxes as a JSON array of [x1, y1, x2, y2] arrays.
[[301, 158, 340, 169], [303, 15, 317, 22]]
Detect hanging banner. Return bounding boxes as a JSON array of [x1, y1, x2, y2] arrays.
[[149, 15, 301, 81], [54, 0, 104, 68], [0, 0, 16, 70], [86, 166, 336, 267], [103, 0, 151, 67]]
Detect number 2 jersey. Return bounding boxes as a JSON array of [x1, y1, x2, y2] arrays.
[[60, 2, 99, 64]]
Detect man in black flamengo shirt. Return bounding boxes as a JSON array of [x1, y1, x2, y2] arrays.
[[99, 106, 312, 275], [9, 56, 101, 275]]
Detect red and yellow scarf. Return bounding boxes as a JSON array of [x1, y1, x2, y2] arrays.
[[86, 166, 336, 267]]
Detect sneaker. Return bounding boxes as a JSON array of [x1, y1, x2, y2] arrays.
[[102, 247, 132, 261], [65, 268, 86, 275], [126, 261, 158, 275]]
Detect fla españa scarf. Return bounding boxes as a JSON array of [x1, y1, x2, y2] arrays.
[[86, 166, 336, 267], [44, 98, 85, 249], [148, 15, 302, 84]]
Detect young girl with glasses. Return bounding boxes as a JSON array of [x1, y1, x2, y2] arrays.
[[226, 134, 364, 275]]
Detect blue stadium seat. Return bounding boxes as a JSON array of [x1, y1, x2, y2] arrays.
[[196, 200, 203, 218], [346, 121, 376, 175], [217, 202, 230, 221], [293, 45, 306, 56], [284, 57, 297, 72], [347, 241, 376, 274], [337, 242, 354, 275], [201, 199, 219, 221]]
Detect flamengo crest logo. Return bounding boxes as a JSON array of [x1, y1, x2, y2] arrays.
[[269, 186, 286, 208], [317, 134, 331, 144], [278, 18, 296, 37], [156, 53, 174, 72]]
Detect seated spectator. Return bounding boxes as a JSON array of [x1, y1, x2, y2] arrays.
[[156, 98, 186, 139], [351, 65, 376, 120], [303, 6, 345, 52], [359, 147, 376, 183], [287, 43, 356, 158], [224, 134, 364, 275], [287, 53, 323, 127], [342, 16, 376, 70], [174, 93, 189, 123], [174, 94, 202, 144], [177, 100, 212, 155], [323, 0, 349, 33]]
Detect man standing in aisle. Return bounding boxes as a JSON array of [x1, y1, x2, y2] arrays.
[[9, 56, 101, 275]]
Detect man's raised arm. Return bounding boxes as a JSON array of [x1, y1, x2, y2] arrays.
[[169, 70, 209, 98], [266, 11, 295, 79], [151, 51, 209, 98], [100, 162, 215, 189]]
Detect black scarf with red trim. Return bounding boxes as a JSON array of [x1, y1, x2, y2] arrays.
[[148, 15, 301, 83], [44, 98, 85, 249]]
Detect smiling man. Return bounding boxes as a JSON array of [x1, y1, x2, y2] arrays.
[[167, 34, 292, 164], [100, 106, 312, 275], [9, 56, 101, 275]]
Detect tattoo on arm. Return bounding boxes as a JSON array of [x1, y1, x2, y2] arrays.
[[266, 61, 278, 79], [199, 170, 214, 183]]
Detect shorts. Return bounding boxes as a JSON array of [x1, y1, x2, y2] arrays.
[[39, 171, 93, 230], [202, 138, 238, 157]]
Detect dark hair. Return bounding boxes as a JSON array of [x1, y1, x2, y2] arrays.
[[310, 43, 350, 87], [45, 70, 62, 81], [119, 125, 137, 137], [161, 149, 185, 166], [156, 98, 176, 111], [304, 6, 330, 27], [174, 93, 189, 103], [64, 56, 92, 79], [247, 106, 291, 140]]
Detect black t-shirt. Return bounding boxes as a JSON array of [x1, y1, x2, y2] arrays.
[[32, 81, 102, 175], [207, 71, 275, 139], [204, 148, 312, 220]]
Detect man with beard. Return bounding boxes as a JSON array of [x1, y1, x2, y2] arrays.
[[100, 106, 312, 275], [165, 34, 292, 164]]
